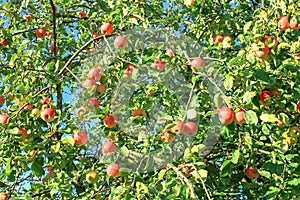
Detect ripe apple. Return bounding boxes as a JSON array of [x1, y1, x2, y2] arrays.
[[49, 43, 59, 53], [89, 68, 101, 81], [18, 128, 28, 139], [151, 58, 165, 72], [259, 90, 272, 105], [253, 42, 269, 58], [101, 141, 117, 155], [160, 131, 174, 143], [31, 108, 40, 115], [40, 108, 55, 122], [133, 108, 146, 117], [234, 109, 245, 124], [184, 0, 194, 7], [41, 97, 51, 105], [297, 102, 300, 112], [82, 78, 96, 90], [91, 32, 100, 39], [106, 163, 120, 177], [96, 83, 106, 94], [104, 113, 117, 128], [290, 22, 299, 30], [165, 49, 174, 58], [89, 97, 99, 107], [73, 131, 88, 146], [86, 170, 98, 183], [0, 38, 8, 47], [79, 11, 86, 18], [278, 16, 289, 30], [190, 57, 205, 70], [213, 35, 224, 43], [101, 22, 113, 36], [170, 120, 184, 134], [114, 36, 128, 50], [263, 36, 278, 47], [35, 28, 47, 38], [0, 192, 8, 200], [0, 95, 5, 106], [25, 14, 31, 21], [182, 122, 198, 136], [218, 107, 235, 124], [245, 167, 259, 179], [0, 114, 9, 124], [24, 104, 33, 111]]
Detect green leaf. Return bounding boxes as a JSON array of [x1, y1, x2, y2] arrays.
[[61, 136, 75, 146], [136, 181, 149, 194], [243, 21, 252, 33], [243, 91, 256, 104], [245, 110, 258, 124], [224, 74, 234, 91], [120, 146, 129, 157], [220, 160, 232, 177], [260, 114, 278, 122], [231, 150, 240, 164], [5, 157, 11, 174]]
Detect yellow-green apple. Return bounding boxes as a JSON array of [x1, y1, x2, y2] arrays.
[[18, 128, 28, 139], [132, 108, 146, 117], [234, 109, 245, 124], [101, 141, 117, 155], [106, 163, 120, 177], [73, 131, 88, 146], [223, 35, 232, 43], [35, 28, 47, 38], [245, 167, 259, 179], [40, 108, 55, 122], [114, 36, 128, 50], [0, 114, 9, 124], [101, 22, 113, 36], [86, 170, 98, 183], [278, 16, 289, 30], [104, 113, 117, 128], [218, 107, 235, 124], [0, 95, 5, 106]]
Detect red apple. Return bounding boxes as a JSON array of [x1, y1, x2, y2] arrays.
[[25, 14, 31, 21], [40, 108, 55, 122], [101, 22, 113, 36], [165, 49, 174, 58], [89, 68, 101, 81], [89, 97, 99, 107], [79, 11, 86, 18], [133, 108, 146, 117], [182, 122, 198, 136], [190, 57, 205, 68], [245, 167, 259, 179], [0, 114, 9, 124], [254, 43, 269, 58], [35, 28, 47, 38], [86, 171, 98, 183], [24, 104, 33, 111], [259, 90, 272, 105], [101, 141, 117, 155], [290, 22, 299, 30], [82, 78, 96, 90], [170, 120, 184, 134], [0, 192, 8, 200], [234, 109, 245, 124], [96, 83, 106, 94], [151, 58, 165, 72], [218, 107, 235, 125], [106, 163, 120, 177], [278, 16, 289, 30], [160, 131, 174, 143], [263, 36, 278, 47], [0, 95, 5, 106], [114, 36, 128, 50], [18, 128, 28, 139], [297, 102, 300, 112], [49, 43, 59, 53], [41, 97, 51, 105], [213, 35, 224, 43], [73, 131, 88, 146], [0, 38, 8, 47], [104, 113, 117, 128]]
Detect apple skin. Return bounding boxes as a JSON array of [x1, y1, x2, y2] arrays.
[[40, 108, 55, 122], [31, 108, 40, 115], [19, 128, 28, 139], [259, 90, 272, 105], [213, 35, 224, 43], [190, 57, 205, 69], [41, 97, 51, 105], [73, 131, 88, 146], [218, 107, 235, 125], [96, 84, 106, 94], [49, 43, 59, 53], [104, 114, 117, 128], [86, 171, 98, 183], [114, 36, 128, 50], [133, 108, 146, 117], [254, 43, 269, 58], [278, 16, 289, 30], [89, 68, 102, 81], [101, 22, 113, 36], [89, 98, 99, 107], [0, 114, 9, 124], [170, 120, 184, 134], [82, 78, 96, 90], [101, 141, 117, 155], [35, 28, 47, 38], [0, 38, 8, 47], [165, 49, 174, 58], [290, 22, 299, 30], [25, 15, 31, 21], [106, 163, 120, 177], [245, 167, 259, 179], [0, 95, 5, 106], [184, 0, 194, 7], [297, 102, 300, 112], [0, 192, 8, 200], [79, 11, 86, 18], [182, 122, 198, 136], [151, 58, 165, 72], [234, 109, 245, 124], [124, 63, 135, 78], [160, 131, 174, 143], [263, 36, 278, 47]]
